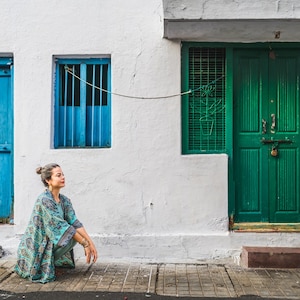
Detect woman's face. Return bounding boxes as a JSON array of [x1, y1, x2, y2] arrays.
[[47, 167, 65, 190]]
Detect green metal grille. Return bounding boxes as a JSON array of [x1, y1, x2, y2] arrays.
[[187, 47, 226, 152]]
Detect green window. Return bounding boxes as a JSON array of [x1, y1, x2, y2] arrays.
[[182, 45, 226, 154]]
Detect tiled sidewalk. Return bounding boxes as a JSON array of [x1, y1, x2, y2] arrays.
[[1, 258, 300, 298]]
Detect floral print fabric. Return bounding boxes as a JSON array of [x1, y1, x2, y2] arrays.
[[14, 189, 83, 283]]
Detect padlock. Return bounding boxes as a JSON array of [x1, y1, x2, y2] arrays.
[[271, 147, 278, 157]]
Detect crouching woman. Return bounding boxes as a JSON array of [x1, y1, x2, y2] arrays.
[[14, 163, 98, 283]]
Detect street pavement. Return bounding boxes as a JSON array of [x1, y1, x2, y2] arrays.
[[1, 257, 300, 299]]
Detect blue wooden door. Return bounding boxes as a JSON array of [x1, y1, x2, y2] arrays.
[[0, 58, 13, 219]]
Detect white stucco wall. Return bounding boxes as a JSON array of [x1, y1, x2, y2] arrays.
[[1, 0, 300, 263], [163, 0, 300, 19]]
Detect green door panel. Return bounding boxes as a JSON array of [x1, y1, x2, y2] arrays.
[[233, 49, 269, 222], [233, 48, 300, 223], [268, 50, 300, 222]]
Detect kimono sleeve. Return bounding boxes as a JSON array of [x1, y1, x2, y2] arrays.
[[60, 194, 83, 229], [39, 198, 76, 247]]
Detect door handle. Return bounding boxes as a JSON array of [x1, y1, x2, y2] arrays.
[[271, 114, 276, 132], [0, 144, 10, 153], [0, 148, 10, 153]]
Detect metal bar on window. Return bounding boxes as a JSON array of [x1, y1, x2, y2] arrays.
[[214, 49, 217, 150], [64, 68, 68, 147], [91, 65, 95, 146], [99, 64, 103, 146], [71, 65, 75, 147], [79, 64, 86, 146]]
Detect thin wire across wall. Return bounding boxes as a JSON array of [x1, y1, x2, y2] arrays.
[[64, 66, 224, 100]]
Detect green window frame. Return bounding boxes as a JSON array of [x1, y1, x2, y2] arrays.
[[182, 44, 227, 154]]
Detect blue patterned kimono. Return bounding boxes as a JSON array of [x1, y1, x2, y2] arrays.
[[14, 189, 83, 283]]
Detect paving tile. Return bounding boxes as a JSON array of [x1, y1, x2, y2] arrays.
[[1, 258, 300, 298]]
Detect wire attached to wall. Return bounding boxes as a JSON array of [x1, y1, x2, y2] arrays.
[[64, 66, 224, 100]]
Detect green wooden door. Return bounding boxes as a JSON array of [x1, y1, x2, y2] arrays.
[[233, 48, 300, 223]]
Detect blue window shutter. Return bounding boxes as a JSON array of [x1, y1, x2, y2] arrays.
[[102, 62, 111, 147], [79, 63, 87, 147], [54, 62, 60, 148]]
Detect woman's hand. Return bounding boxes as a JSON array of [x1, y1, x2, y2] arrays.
[[74, 227, 98, 263], [84, 243, 98, 263]]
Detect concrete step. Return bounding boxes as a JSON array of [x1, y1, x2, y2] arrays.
[[241, 246, 300, 268]]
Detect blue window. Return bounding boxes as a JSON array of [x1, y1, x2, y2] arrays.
[[54, 58, 111, 148]]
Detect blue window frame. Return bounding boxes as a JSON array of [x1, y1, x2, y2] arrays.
[[54, 58, 111, 148]]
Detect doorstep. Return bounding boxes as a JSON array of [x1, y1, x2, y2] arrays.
[[231, 222, 300, 232]]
